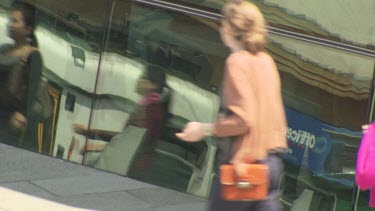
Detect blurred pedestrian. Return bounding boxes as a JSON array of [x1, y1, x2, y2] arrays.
[[176, 0, 287, 210], [0, 1, 43, 149]]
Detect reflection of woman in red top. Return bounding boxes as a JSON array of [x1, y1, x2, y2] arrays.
[[73, 65, 167, 174], [129, 65, 166, 154]]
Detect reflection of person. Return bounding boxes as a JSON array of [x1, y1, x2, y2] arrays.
[[74, 65, 167, 169], [0, 1, 42, 148], [176, 1, 287, 210]]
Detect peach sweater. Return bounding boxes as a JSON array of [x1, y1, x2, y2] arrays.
[[213, 50, 287, 163]]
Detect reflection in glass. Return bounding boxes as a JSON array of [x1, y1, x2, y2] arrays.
[[5, 0, 110, 160], [171, 0, 375, 48], [83, 1, 223, 197], [1, 0, 374, 209], [0, 2, 46, 152], [267, 33, 375, 210]]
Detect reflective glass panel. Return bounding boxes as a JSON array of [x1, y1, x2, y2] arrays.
[[166, 0, 375, 48], [84, 0, 226, 197], [0, 0, 108, 161], [2, 1, 375, 209], [267, 33, 375, 210]]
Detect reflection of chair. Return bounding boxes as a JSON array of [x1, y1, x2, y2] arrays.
[[280, 168, 337, 211], [36, 81, 61, 155], [288, 189, 336, 211], [185, 142, 216, 198], [93, 126, 147, 176], [158, 115, 217, 198]]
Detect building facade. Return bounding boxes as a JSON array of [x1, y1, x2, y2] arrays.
[[0, 0, 374, 210]]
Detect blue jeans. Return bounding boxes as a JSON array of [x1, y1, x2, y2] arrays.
[[208, 154, 283, 211]]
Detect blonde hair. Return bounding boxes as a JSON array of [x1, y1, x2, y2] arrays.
[[222, 0, 267, 53]]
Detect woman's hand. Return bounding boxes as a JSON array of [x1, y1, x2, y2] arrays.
[[175, 122, 212, 142], [22, 45, 38, 60], [9, 112, 27, 131], [233, 162, 251, 178], [231, 151, 255, 177], [80, 143, 106, 154]]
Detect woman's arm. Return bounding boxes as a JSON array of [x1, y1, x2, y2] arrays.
[[176, 54, 256, 142], [73, 124, 117, 142]]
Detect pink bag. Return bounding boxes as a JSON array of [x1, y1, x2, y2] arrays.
[[356, 123, 375, 207]]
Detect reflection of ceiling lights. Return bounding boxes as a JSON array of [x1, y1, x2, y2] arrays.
[[267, 41, 371, 100], [268, 38, 372, 81]]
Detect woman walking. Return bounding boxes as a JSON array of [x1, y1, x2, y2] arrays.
[[176, 1, 287, 210]]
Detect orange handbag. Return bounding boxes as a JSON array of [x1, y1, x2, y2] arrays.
[[220, 164, 269, 201]]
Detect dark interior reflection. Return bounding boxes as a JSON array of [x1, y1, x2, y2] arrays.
[[0, 1, 374, 210]]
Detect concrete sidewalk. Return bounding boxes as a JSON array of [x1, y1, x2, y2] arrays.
[[0, 144, 207, 211]]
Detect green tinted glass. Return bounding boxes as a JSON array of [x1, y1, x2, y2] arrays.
[[167, 0, 375, 48]]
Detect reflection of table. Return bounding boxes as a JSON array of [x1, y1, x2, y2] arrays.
[[0, 187, 96, 211]]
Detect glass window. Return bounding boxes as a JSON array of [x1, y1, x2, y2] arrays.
[[268, 33, 375, 210], [32, 0, 109, 161], [164, 0, 375, 49], [0, 0, 109, 158], [81, 0, 225, 197], [2, 0, 375, 209]]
